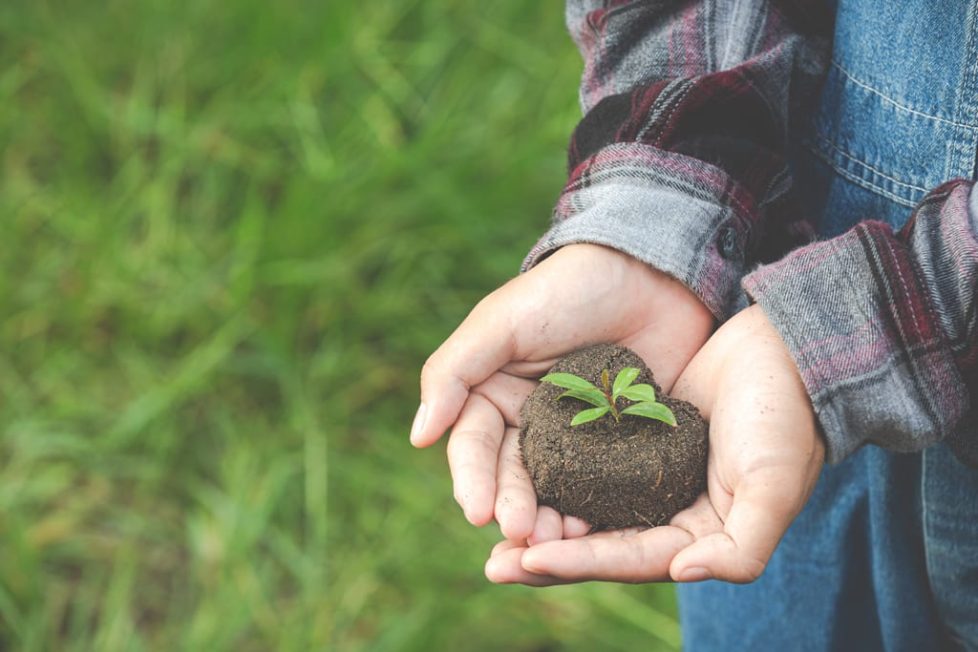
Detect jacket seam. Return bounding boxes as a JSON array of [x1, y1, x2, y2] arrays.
[[831, 60, 978, 131], [804, 139, 920, 208]]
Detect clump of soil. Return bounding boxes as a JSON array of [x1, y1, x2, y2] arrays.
[[519, 343, 708, 530]]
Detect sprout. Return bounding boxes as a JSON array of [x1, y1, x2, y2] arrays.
[[539, 367, 677, 427]]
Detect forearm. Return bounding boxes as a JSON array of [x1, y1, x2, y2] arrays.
[[525, 1, 832, 320], [743, 181, 978, 466]]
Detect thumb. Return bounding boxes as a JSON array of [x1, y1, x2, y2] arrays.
[[669, 466, 808, 583], [411, 293, 517, 447]]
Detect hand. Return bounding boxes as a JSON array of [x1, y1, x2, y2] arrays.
[[485, 304, 824, 584], [411, 244, 714, 541]]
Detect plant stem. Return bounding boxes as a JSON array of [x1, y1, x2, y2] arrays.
[[600, 369, 620, 422]]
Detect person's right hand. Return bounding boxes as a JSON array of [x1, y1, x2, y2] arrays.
[[410, 244, 714, 542]]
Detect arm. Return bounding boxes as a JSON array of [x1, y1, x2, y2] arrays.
[[525, 0, 833, 319], [744, 180, 978, 467]]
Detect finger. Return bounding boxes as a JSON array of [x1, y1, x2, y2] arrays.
[[446, 393, 506, 526], [670, 468, 805, 584], [413, 293, 516, 447], [500, 359, 561, 378], [667, 493, 723, 539], [520, 526, 694, 583], [527, 506, 563, 546], [472, 372, 537, 427], [490, 538, 525, 558], [485, 545, 569, 587], [562, 515, 591, 539], [494, 427, 537, 541]]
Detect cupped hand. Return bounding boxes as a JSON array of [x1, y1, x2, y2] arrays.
[[411, 244, 714, 541], [484, 304, 824, 584]]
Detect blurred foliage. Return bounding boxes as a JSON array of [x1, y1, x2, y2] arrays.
[[0, 1, 679, 650]]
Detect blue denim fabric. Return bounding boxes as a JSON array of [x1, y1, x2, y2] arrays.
[[680, 446, 978, 651], [678, 1, 978, 649]]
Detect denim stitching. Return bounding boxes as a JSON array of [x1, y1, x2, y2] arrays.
[[961, 0, 978, 178], [818, 137, 930, 192], [921, 447, 932, 597], [812, 134, 930, 197], [831, 60, 978, 131], [804, 139, 919, 208]]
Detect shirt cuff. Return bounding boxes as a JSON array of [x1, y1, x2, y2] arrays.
[[523, 143, 755, 321], [944, 183, 978, 466], [742, 213, 970, 464]]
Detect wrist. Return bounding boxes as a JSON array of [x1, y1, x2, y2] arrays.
[[556, 243, 715, 331]]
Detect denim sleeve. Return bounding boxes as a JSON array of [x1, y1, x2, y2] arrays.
[[742, 181, 978, 467], [522, 1, 832, 320]]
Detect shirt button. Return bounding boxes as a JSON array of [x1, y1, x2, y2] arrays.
[[717, 224, 741, 260]]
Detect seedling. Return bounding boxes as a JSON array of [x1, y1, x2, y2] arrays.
[[539, 367, 677, 427]]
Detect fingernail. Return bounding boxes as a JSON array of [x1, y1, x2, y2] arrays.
[[485, 557, 509, 584], [678, 566, 712, 582], [521, 549, 545, 574], [410, 403, 427, 444]]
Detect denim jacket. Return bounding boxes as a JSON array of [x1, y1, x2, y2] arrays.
[[807, 0, 978, 231]]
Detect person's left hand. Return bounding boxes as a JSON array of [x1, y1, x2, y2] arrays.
[[485, 304, 825, 586]]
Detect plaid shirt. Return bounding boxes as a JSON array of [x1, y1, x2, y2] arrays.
[[523, 0, 978, 466]]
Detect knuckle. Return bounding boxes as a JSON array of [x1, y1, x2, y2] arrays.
[[447, 429, 495, 461], [445, 430, 462, 458], [734, 558, 767, 584]]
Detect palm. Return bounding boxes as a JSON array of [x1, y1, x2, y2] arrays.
[[413, 244, 713, 541]]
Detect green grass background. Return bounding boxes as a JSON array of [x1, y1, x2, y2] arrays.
[[0, 1, 679, 649]]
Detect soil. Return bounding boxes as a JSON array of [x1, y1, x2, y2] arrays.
[[519, 343, 708, 530]]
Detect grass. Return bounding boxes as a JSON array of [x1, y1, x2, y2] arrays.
[[0, 1, 680, 649]]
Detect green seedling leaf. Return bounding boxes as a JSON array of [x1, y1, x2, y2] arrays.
[[621, 401, 677, 426], [570, 406, 610, 426], [612, 367, 641, 399], [540, 372, 600, 393], [558, 388, 610, 408], [619, 383, 656, 403]]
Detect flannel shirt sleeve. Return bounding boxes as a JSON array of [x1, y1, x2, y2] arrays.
[[743, 181, 978, 467], [522, 0, 832, 320]]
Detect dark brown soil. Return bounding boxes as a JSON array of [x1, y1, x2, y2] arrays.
[[519, 343, 708, 530]]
